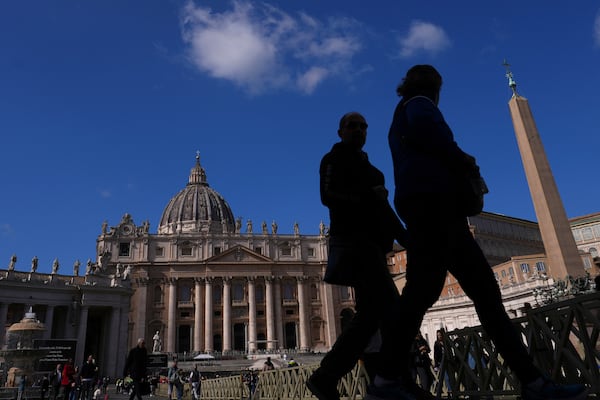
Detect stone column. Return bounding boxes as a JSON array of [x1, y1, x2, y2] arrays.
[[321, 283, 337, 347], [136, 279, 149, 343], [0, 302, 8, 348], [265, 277, 275, 351], [247, 277, 257, 353], [43, 305, 55, 339], [106, 307, 121, 377], [297, 276, 309, 351], [204, 278, 214, 352], [193, 279, 204, 352], [167, 279, 177, 353], [75, 306, 89, 364], [273, 278, 284, 350], [118, 305, 130, 373], [222, 278, 232, 353]]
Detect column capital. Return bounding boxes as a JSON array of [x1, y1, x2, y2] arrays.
[[135, 277, 150, 285]]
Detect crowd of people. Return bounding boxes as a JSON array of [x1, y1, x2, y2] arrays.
[[23, 355, 110, 400]]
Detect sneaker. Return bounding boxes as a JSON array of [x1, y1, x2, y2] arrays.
[[522, 377, 589, 400], [306, 370, 340, 400], [365, 382, 417, 400]]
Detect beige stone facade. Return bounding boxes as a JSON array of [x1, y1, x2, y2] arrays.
[[571, 212, 600, 269], [95, 155, 353, 354]]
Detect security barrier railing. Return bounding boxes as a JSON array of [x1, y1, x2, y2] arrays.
[[198, 291, 599, 400]]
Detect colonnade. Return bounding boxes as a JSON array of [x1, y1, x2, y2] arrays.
[[0, 300, 129, 378], [136, 276, 317, 354]]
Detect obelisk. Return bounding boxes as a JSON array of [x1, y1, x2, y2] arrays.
[[504, 62, 583, 279]]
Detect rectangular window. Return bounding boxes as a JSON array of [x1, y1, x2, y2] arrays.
[[180, 311, 190, 318], [285, 309, 294, 315], [283, 283, 295, 300], [181, 246, 192, 256], [155, 247, 164, 257], [535, 261, 546, 272], [583, 258, 591, 269], [119, 243, 130, 257], [340, 287, 351, 301], [255, 247, 262, 255], [520, 263, 530, 273], [582, 228, 594, 241], [233, 283, 244, 302], [281, 247, 292, 256], [255, 285, 265, 303], [213, 287, 222, 304], [214, 246, 221, 255], [307, 248, 315, 257]]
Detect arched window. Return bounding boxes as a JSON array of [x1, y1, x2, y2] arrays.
[[589, 247, 598, 258], [520, 263, 530, 273]]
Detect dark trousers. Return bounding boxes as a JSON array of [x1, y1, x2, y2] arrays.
[[395, 194, 540, 384], [80, 380, 94, 400], [51, 386, 61, 400], [129, 379, 142, 400], [320, 241, 403, 380], [62, 385, 71, 400]]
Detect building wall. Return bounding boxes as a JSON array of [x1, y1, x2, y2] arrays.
[[0, 270, 132, 379], [571, 212, 600, 269], [96, 216, 348, 353]]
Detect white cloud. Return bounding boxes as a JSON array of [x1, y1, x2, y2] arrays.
[[594, 13, 600, 47], [397, 21, 451, 58], [297, 67, 329, 94], [180, 1, 364, 94], [99, 189, 111, 198]]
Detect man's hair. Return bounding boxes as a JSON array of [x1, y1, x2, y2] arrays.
[[396, 64, 442, 99], [338, 112, 363, 130]]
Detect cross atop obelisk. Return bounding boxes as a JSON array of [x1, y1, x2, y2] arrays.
[[505, 62, 583, 279]]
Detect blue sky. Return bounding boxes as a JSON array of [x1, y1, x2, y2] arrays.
[[2, 1, 599, 274]]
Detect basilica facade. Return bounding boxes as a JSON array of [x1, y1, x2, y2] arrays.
[[96, 155, 353, 354]]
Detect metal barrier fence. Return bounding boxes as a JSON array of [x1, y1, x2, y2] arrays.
[[197, 291, 600, 400]]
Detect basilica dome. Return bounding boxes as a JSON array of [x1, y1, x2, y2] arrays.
[[158, 154, 236, 234]]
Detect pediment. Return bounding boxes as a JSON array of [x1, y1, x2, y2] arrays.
[[207, 245, 272, 263]]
